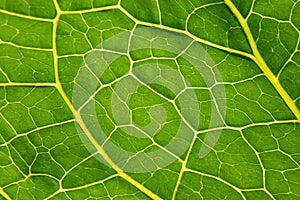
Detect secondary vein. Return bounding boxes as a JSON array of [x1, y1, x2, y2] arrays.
[[224, 0, 300, 122], [52, 2, 162, 199]]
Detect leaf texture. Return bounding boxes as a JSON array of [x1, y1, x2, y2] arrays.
[[0, 0, 299, 199]]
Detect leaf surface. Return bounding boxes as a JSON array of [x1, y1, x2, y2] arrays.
[[0, 0, 299, 199]]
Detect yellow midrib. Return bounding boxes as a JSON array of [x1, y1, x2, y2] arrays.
[[224, 0, 300, 122], [0, 187, 11, 200]]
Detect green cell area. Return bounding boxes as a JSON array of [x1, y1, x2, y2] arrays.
[[0, 146, 25, 186], [176, 57, 210, 87], [292, 2, 300, 30], [243, 190, 273, 200], [266, 170, 291, 196], [31, 152, 65, 179], [130, 161, 181, 200], [247, 14, 261, 42], [235, 80, 261, 101], [0, 136, 4, 145], [244, 123, 300, 169], [0, 44, 54, 83], [244, 123, 300, 197], [253, 0, 294, 20], [107, 127, 156, 152], [62, 156, 115, 188], [56, 19, 91, 55], [215, 55, 262, 82], [0, 13, 52, 48], [187, 4, 251, 53], [59, 14, 89, 33], [243, 126, 278, 152], [99, 55, 130, 84], [0, 0, 56, 18], [0, 164, 24, 187], [297, 99, 300, 110], [65, 176, 149, 199], [279, 52, 300, 100], [57, 0, 118, 11], [28, 123, 70, 150], [187, 129, 263, 189], [231, 0, 253, 17], [58, 56, 83, 100], [9, 136, 36, 174], [176, 172, 243, 199], [284, 169, 300, 197], [70, 53, 131, 109], [129, 26, 193, 60], [0, 113, 16, 142], [93, 83, 181, 152], [195, 89, 219, 130], [158, 0, 224, 30], [57, 10, 134, 55], [158, 0, 194, 29], [2, 87, 72, 130], [0, 87, 5, 102], [255, 77, 295, 120], [83, 11, 134, 51], [5, 176, 59, 200], [121, 0, 160, 24], [47, 124, 98, 171], [14, 121, 89, 180], [275, 123, 300, 155], [48, 193, 70, 200], [221, 76, 293, 126], [1, 102, 37, 134], [226, 91, 273, 125], [248, 15, 298, 75], [260, 151, 298, 170], [0, 70, 8, 82]]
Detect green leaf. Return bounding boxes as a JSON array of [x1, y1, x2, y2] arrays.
[[0, 0, 300, 199]]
